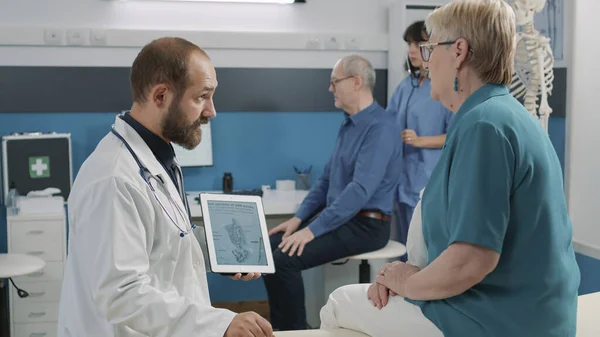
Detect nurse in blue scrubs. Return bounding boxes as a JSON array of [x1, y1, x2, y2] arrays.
[[387, 20, 453, 254]]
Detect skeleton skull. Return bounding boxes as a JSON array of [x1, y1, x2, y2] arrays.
[[510, 0, 547, 25]]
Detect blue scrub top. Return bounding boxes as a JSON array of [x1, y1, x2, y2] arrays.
[[386, 75, 453, 207], [409, 84, 580, 337]]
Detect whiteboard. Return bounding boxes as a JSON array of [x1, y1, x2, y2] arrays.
[[173, 121, 213, 167]]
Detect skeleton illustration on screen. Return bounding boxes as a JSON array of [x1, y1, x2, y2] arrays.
[[225, 217, 251, 263], [509, 0, 555, 133]]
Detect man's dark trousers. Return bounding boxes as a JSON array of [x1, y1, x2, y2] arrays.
[[263, 216, 390, 331]]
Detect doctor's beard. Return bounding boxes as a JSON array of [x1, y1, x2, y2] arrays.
[[162, 99, 208, 150]]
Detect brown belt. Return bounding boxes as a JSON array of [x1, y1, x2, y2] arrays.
[[357, 210, 391, 222]]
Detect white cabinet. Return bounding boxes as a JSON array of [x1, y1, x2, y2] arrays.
[[6, 212, 66, 337]]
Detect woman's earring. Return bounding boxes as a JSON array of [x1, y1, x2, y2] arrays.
[[453, 76, 459, 92]]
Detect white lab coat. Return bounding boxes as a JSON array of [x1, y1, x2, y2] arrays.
[[57, 116, 236, 337]]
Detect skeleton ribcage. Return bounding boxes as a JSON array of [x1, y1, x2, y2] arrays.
[[510, 34, 554, 100]]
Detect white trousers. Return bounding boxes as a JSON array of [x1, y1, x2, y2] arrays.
[[319, 284, 442, 337], [320, 193, 442, 337], [405, 192, 428, 269]]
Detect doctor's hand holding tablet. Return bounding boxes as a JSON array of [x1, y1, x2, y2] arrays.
[[199, 193, 276, 276], [228, 271, 262, 280], [200, 192, 277, 336]]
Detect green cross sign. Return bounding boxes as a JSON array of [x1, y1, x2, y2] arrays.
[[29, 156, 51, 178]]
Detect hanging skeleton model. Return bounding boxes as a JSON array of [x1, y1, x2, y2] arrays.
[[509, 0, 555, 133]]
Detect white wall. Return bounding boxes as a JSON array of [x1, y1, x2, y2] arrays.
[[0, 0, 398, 68], [566, 0, 600, 260], [0, 0, 393, 33]]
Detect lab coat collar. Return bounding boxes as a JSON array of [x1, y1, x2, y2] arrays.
[[112, 115, 191, 226], [113, 115, 166, 177], [121, 111, 176, 170]]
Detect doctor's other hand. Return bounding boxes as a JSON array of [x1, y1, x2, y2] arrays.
[[268, 216, 302, 238], [224, 312, 274, 337], [229, 272, 262, 281]]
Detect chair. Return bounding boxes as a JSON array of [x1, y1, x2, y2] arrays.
[[332, 240, 407, 283]]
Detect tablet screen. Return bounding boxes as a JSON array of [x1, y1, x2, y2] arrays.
[[206, 199, 268, 266]]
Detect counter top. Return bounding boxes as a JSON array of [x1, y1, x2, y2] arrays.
[[187, 190, 309, 217]]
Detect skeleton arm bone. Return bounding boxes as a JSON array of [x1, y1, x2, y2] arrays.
[[536, 46, 553, 132]]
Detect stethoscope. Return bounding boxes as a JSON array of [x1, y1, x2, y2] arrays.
[[404, 56, 423, 131], [403, 56, 430, 155], [110, 126, 197, 238]]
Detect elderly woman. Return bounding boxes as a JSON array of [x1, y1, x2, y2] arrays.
[[319, 1, 580, 336]]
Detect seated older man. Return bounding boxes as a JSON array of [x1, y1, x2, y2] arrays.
[[319, 1, 580, 337], [263, 55, 402, 331]]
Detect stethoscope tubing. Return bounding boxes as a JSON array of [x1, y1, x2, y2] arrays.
[[110, 126, 196, 238]]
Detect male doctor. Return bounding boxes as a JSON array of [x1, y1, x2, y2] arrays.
[[57, 37, 273, 337]]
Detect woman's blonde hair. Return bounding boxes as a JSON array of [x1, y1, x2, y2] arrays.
[[425, 0, 516, 85]]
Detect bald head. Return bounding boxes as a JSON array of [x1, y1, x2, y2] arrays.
[[130, 37, 211, 103], [336, 54, 376, 93]]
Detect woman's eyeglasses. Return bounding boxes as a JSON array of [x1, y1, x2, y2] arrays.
[[419, 40, 474, 62]]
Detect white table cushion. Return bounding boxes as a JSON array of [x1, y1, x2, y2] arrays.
[[274, 329, 368, 337], [275, 292, 600, 337], [348, 240, 407, 260], [0, 253, 46, 278], [577, 291, 600, 336]]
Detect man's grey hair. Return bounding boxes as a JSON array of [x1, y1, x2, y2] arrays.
[[339, 54, 376, 92]]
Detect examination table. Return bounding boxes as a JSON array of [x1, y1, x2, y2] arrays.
[[274, 291, 600, 337]]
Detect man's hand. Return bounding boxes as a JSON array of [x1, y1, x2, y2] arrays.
[[375, 261, 421, 298], [228, 272, 261, 281], [269, 217, 302, 238], [224, 312, 274, 337], [279, 227, 315, 257], [402, 129, 421, 147], [367, 282, 395, 310]]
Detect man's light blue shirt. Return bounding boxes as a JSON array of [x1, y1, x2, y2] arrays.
[[386, 76, 453, 207], [294, 101, 402, 238]]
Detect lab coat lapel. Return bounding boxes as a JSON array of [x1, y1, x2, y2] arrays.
[[112, 116, 190, 227]]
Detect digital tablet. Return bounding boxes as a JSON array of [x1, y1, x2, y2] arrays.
[[199, 193, 275, 275]]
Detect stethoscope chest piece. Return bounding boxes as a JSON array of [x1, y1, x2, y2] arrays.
[[180, 223, 198, 237]]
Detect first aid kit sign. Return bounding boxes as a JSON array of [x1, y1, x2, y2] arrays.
[[29, 156, 51, 178]]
